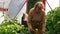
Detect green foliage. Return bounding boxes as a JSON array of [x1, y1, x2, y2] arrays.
[[0, 18, 31, 34], [28, 0, 41, 12], [46, 7, 60, 34]]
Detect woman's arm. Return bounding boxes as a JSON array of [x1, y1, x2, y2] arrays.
[[41, 10, 46, 33], [27, 8, 33, 30]]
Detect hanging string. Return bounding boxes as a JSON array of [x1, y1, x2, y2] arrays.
[[3, 2, 4, 17], [46, 0, 53, 11]]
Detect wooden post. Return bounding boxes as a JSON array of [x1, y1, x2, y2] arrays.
[[35, 28, 38, 34], [42, 0, 46, 10], [26, 0, 28, 13], [0, 8, 8, 11]]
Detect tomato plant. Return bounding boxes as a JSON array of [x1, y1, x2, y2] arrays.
[[0, 18, 31, 34]]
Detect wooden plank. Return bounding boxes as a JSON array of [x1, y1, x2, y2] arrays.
[[0, 8, 8, 11]]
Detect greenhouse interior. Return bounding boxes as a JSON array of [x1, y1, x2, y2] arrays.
[[0, 0, 60, 34]]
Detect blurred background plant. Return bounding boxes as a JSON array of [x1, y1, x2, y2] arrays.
[[46, 7, 60, 34]]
